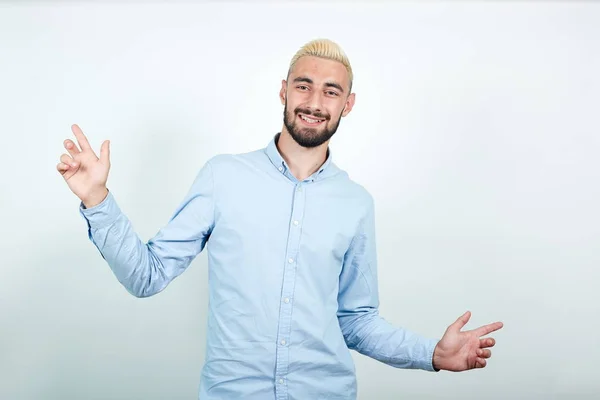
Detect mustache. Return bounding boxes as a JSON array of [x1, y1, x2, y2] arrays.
[[294, 107, 329, 120]]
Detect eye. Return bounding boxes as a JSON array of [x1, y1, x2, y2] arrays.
[[297, 85, 309, 91], [326, 90, 339, 96]]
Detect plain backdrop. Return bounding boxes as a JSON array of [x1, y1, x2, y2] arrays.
[[1, 1, 599, 399]]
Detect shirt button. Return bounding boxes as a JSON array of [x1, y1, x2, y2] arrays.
[[293, 220, 299, 226], [297, 186, 302, 192], [279, 378, 284, 384], [283, 297, 290, 303], [280, 339, 286, 345], [288, 258, 294, 264], [278, 166, 283, 171]]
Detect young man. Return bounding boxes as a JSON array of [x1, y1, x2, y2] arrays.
[[57, 38, 503, 400]]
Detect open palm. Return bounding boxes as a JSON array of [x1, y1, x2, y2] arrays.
[[432, 311, 503, 372], [57, 124, 111, 207]]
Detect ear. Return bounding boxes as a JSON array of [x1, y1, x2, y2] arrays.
[[341, 92, 356, 117], [279, 79, 287, 105]]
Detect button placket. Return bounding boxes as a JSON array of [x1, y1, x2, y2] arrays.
[[274, 182, 307, 399]]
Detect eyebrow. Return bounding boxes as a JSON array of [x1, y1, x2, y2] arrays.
[[293, 76, 345, 94]]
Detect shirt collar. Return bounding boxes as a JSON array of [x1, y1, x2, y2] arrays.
[[265, 132, 339, 182]]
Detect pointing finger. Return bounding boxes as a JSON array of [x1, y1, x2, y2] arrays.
[[474, 321, 504, 337]]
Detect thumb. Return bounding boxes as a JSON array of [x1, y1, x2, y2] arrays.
[[100, 140, 110, 165], [450, 310, 471, 332]]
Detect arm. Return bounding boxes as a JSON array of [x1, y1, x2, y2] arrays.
[[336, 195, 439, 371], [79, 160, 215, 298]]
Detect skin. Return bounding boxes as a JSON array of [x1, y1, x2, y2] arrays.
[[277, 55, 355, 181], [57, 54, 503, 373]]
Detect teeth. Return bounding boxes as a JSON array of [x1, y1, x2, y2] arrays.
[[300, 115, 323, 123]]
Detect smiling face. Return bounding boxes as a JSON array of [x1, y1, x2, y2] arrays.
[[280, 55, 355, 148]]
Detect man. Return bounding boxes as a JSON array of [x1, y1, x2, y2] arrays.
[[57, 38, 503, 399]]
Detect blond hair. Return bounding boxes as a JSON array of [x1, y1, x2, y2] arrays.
[[287, 38, 353, 91]]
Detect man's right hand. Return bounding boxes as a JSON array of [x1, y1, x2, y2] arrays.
[[57, 124, 111, 208]]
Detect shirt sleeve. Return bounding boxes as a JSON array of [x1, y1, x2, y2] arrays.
[[336, 194, 440, 371], [79, 159, 216, 298]]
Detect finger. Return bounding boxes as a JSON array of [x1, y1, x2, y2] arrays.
[[59, 153, 79, 167], [71, 124, 93, 153], [476, 358, 487, 368], [57, 160, 80, 179], [57, 162, 70, 174], [64, 139, 81, 157], [475, 321, 504, 337], [480, 337, 495, 348], [477, 348, 492, 359], [99, 140, 110, 165], [450, 311, 471, 331]]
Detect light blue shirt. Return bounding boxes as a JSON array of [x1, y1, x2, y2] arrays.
[[79, 133, 439, 400]]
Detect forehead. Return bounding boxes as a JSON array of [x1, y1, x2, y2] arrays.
[[289, 56, 350, 89]]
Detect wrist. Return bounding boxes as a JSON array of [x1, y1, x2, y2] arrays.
[[82, 187, 109, 209], [432, 343, 442, 371]]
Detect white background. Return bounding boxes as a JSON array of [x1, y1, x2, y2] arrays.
[[1, 1, 599, 399]]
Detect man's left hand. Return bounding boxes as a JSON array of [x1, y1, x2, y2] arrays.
[[432, 311, 503, 372]]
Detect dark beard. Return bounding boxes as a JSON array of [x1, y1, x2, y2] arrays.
[[283, 101, 343, 148]]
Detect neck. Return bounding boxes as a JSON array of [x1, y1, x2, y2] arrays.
[[277, 128, 328, 181]]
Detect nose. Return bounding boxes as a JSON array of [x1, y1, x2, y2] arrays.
[[305, 90, 324, 113]]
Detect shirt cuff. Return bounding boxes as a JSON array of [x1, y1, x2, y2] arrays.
[[421, 337, 440, 372], [79, 190, 122, 229]]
